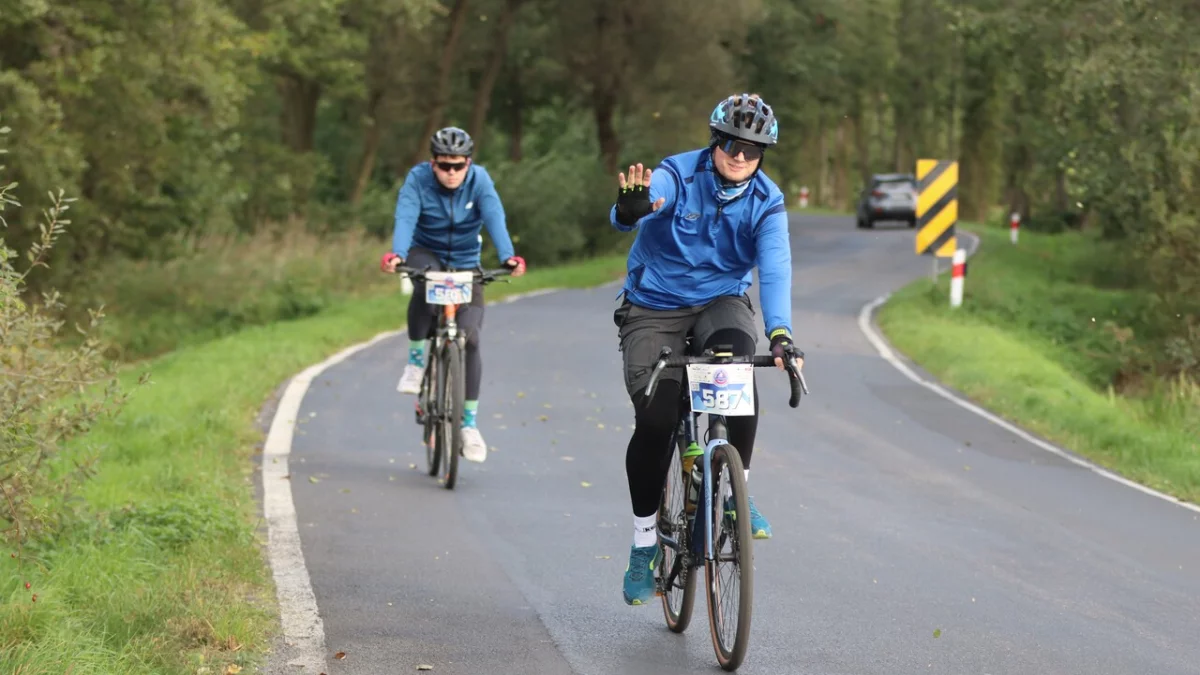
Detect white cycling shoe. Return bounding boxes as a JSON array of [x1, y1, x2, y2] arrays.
[[397, 363, 424, 394], [461, 427, 487, 463]]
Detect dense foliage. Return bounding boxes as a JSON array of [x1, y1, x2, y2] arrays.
[[2, 0, 1196, 372]]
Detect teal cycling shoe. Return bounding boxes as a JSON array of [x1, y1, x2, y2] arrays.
[[722, 495, 773, 540], [748, 496, 772, 539], [622, 544, 660, 606]]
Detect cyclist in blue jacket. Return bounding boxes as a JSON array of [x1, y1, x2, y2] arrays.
[[608, 93, 804, 605], [381, 127, 526, 463]]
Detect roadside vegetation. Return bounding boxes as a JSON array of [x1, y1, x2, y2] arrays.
[[1, 0, 1196, 671], [878, 222, 1199, 503]]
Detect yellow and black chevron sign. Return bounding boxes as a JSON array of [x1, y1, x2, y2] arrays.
[[914, 159, 958, 257]]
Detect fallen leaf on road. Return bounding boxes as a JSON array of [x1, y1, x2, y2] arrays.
[[335, 651, 347, 659], [538, 415, 549, 422], [389, 458, 396, 463], [340, 488, 351, 493], [417, 665, 433, 670], [560, 456, 574, 461], [517, 391, 526, 398], [543, 403, 552, 408], [389, 476, 396, 481], [409, 463, 417, 469], [581, 481, 592, 488], [308, 476, 320, 484], [933, 629, 942, 638], [596, 555, 611, 560], [596, 423, 605, 429]]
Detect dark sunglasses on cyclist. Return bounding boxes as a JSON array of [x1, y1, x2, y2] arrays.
[[435, 160, 468, 173], [715, 135, 765, 161]]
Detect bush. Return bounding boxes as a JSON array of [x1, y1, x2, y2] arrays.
[[59, 226, 396, 361], [0, 122, 136, 553], [483, 118, 625, 266]]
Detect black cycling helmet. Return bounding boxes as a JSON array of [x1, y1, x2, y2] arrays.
[[430, 126, 474, 157], [708, 93, 779, 147]]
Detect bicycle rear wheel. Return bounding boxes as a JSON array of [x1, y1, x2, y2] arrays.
[[657, 422, 697, 633], [704, 442, 753, 672], [422, 350, 440, 476], [438, 341, 465, 490]]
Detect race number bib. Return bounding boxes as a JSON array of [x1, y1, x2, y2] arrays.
[[425, 271, 475, 305], [686, 363, 755, 416]]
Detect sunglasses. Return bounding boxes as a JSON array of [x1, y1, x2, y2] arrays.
[[435, 160, 468, 173], [715, 135, 765, 161]]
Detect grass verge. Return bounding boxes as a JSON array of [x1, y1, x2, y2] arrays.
[[875, 224, 1200, 503], [0, 254, 628, 674]]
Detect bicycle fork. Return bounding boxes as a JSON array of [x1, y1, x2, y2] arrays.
[[690, 437, 733, 562]]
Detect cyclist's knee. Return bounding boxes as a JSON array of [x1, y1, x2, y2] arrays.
[[703, 327, 756, 356]]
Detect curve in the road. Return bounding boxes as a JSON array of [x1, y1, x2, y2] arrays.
[[260, 214, 1200, 675]]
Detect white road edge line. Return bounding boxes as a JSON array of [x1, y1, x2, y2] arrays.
[[260, 285, 568, 671], [855, 235, 1200, 516]]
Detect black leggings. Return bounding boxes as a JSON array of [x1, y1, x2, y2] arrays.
[[404, 247, 485, 400], [626, 329, 759, 518]]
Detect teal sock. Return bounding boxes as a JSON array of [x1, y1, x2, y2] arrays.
[[408, 340, 425, 367], [463, 400, 478, 428]]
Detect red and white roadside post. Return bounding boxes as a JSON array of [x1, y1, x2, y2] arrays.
[[1010, 211, 1021, 244], [950, 248, 966, 308], [799, 186, 810, 208]]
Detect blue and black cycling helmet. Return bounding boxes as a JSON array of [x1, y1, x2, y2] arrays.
[[709, 93, 779, 147], [430, 126, 474, 157]]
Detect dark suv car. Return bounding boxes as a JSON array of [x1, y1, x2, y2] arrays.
[[856, 173, 917, 228]]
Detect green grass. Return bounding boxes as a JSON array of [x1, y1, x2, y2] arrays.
[[876, 223, 1200, 503], [0, 253, 628, 674]]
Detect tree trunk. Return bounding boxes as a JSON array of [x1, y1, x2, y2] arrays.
[[509, 66, 524, 162], [590, 4, 623, 174], [278, 75, 321, 153], [815, 110, 829, 206], [594, 88, 620, 174], [834, 115, 850, 210], [349, 90, 384, 205], [468, 0, 523, 149], [853, 97, 871, 190], [409, 0, 471, 166]]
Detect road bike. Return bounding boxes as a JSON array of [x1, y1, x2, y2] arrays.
[[396, 264, 512, 490], [644, 339, 807, 671]]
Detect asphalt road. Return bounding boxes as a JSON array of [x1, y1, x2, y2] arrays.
[[281, 214, 1200, 674]]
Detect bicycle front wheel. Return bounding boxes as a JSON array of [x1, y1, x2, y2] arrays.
[[657, 424, 696, 633], [438, 341, 465, 490], [704, 442, 753, 672], [422, 349, 440, 477]]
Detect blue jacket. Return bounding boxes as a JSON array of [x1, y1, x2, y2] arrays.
[[391, 162, 516, 269], [609, 147, 793, 339]]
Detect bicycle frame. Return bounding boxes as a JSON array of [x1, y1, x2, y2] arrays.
[[648, 343, 807, 583]]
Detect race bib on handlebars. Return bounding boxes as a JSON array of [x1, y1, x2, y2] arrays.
[[425, 271, 475, 305], [686, 363, 755, 416]]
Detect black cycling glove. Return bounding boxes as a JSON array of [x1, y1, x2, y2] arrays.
[[769, 329, 803, 362], [615, 182, 654, 226]]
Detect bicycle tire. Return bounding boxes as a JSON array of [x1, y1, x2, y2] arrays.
[[657, 425, 697, 633], [438, 341, 465, 490], [422, 350, 440, 477], [704, 443, 753, 672]]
